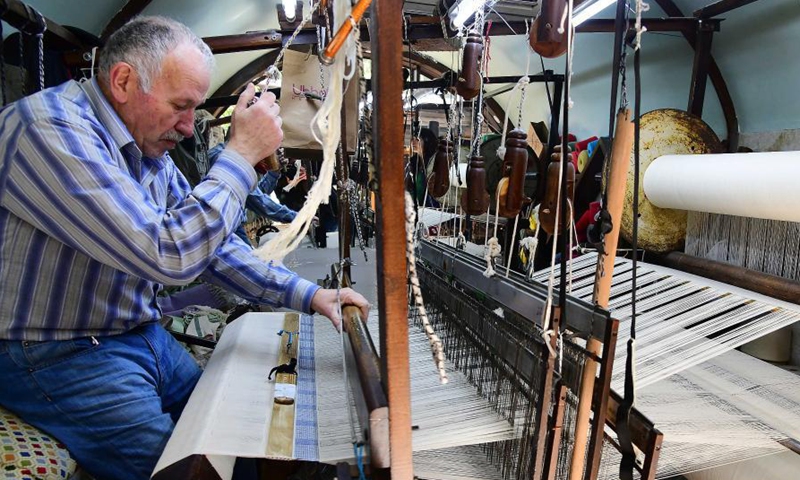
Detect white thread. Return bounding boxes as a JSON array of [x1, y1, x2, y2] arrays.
[[483, 191, 503, 277], [504, 214, 520, 278], [405, 192, 448, 384], [635, 1, 650, 51], [283, 159, 303, 192]]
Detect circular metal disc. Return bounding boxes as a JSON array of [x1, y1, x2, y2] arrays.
[[621, 109, 721, 253]]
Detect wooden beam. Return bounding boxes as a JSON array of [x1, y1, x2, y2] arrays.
[[694, 0, 761, 18], [371, 0, 413, 477], [204, 30, 281, 54], [687, 21, 715, 117], [1, 0, 87, 51], [205, 50, 280, 116], [654, 0, 739, 151], [99, 0, 153, 42]]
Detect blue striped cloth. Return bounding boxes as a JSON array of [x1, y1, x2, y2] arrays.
[[295, 314, 319, 461], [0, 79, 319, 341]]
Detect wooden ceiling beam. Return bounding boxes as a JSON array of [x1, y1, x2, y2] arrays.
[[694, 0, 761, 18], [1, 0, 87, 51], [100, 0, 154, 42]]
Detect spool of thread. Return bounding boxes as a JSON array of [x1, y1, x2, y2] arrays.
[[577, 150, 589, 173], [575, 136, 599, 153], [570, 150, 580, 171]]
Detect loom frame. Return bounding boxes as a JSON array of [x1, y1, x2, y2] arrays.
[[416, 239, 665, 479]]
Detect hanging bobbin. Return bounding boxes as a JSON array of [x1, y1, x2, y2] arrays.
[[461, 155, 490, 215], [530, 0, 569, 59], [496, 129, 530, 218], [539, 145, 575, 235], [428, 137, 453, 198], [455, 34, 484, 100]]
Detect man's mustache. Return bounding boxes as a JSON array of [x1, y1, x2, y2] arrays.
[[160, 131, 185, 143]]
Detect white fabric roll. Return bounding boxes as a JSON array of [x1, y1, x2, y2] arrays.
[[644, 152, 800, 222]]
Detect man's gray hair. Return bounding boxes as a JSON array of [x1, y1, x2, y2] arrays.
[[97, 16, 214, 92]]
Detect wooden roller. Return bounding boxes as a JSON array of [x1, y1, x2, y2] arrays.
[[341, 304, 390, 468]]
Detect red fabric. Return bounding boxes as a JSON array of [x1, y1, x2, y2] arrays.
[[575, 136, 599, 152], [576, 201, 601, 243], [570, 150, 580, 170]]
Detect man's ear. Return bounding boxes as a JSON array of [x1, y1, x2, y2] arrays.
[[107, 62, 138, 104]]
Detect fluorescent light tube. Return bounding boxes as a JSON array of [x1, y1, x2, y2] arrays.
[[282, 0, 297, 22], [573, 0, 617, 27], [449, 0, 489, 30]]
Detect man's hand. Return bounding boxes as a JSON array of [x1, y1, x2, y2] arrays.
[[310, 287, 370, 332], [227, 84, 283, 166]]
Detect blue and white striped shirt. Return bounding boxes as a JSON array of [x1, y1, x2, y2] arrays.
[[0, 79, 319, 341]]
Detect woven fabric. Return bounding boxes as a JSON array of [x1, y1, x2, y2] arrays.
[[294, 314, 318, 461], [0, 406, 76, 479]]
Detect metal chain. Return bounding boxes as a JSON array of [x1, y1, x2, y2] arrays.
[[266, 0, 319, 82], [316, 24, 327, 94], [518, 80, 528, 127], [455, 98, 464, 185], [619, 2, 631, 110], [346, 179, 368, 261], [470, 85, 485, 157]]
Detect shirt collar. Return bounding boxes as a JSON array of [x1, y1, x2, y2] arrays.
[[81, 78, 142, 161]]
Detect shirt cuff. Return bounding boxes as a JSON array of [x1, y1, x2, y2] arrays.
[[284, 275, 321, 313], [206, 149, 257, 204]]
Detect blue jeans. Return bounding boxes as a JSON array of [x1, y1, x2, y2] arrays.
[[0, 323, 202, 480]]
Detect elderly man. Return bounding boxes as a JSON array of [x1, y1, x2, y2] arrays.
[[0, 16, 367, 480]]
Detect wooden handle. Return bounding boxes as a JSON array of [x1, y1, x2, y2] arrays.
[[568, 109, 634, 480], [342, 305, 386, 412], [320, 0, 372, 65]]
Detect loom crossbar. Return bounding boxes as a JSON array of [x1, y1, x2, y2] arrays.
[[417, 240, 610, 339]]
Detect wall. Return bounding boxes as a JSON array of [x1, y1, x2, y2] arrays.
[[433, 1, 800, 143]]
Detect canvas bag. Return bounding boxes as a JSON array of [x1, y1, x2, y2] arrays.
[[280, 48, 359, 152]]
